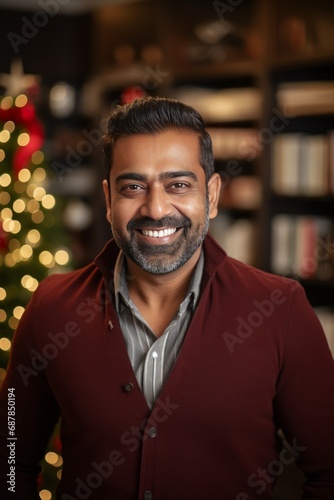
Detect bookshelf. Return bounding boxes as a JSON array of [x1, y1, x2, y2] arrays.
[[160, 0, 334, 358], [267, 64, 334, 357], [169, 81, 262, 267], [155, 2, 334, 495], [92, 0, 334, 356]]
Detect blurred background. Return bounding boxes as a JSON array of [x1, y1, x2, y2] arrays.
[[0, 0, 334, 498]]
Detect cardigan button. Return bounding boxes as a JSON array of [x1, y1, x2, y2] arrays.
[[148, 427, 157, 438], [123, 383, 134, 393], [144, 491, 153, 500]]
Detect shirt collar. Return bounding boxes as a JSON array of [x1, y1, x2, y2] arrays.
[[114, 250, 205, 315]]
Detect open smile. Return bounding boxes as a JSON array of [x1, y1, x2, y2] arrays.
[[141, 228, 177, 238]]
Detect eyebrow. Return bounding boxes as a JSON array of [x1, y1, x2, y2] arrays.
[[115, 170, 198, 184]]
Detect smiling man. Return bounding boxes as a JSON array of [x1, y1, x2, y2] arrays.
[[102, 126, 220, 339], [105, 131, 214, 276], [0, 97, 334, 500]]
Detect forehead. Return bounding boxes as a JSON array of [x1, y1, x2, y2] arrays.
[[110, 130, 202, 179]]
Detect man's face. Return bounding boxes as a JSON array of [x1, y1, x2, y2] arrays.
[[103, 130, 220, 275]]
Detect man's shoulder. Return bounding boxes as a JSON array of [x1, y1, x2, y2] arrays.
[[225, 255, 298, 292], [37, 261, 101, 298], [205, 234, 300, 296], [34, 240, 119, 302]]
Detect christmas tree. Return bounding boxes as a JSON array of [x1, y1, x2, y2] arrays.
[[0, 61, 70, 498]]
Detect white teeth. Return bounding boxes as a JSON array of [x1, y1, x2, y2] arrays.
[[142, 228, 177, 238]]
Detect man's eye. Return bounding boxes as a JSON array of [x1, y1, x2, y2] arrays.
[[122, 184, 144, 191], [119, 184, 147, 197], [169, 182, 189, 190]]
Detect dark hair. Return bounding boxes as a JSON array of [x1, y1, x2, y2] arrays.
[[102, 96, 214, 182]]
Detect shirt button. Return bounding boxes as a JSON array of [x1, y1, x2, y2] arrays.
[[144, 491, 153, 500], [123, 383, 134, 393], [148, 427, 158, 438]]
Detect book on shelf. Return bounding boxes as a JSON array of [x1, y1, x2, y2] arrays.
[[271, 215, 334, 280], [207, 127, 261, 160], [172, 86, 262, 122], [330, 132, 334, 194], [209, 214, 255, 266], [219, 176, 262, 210], [271, 133, 333, 196], [276, 81, 334, 116], [271, 214, 293, 275], [272, 134, 301, 195]]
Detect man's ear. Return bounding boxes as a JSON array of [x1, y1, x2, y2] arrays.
[[207, 173, 221, 219], [102, 179, 111, 224]]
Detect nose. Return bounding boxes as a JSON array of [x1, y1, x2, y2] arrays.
[[139, 184, 173, 220]]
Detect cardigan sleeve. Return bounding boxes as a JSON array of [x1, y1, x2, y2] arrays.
[[0, 284, 60, 500], [274, 282, 334, 499]]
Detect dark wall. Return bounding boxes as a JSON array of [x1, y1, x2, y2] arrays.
[[0, 8, 93, 85]]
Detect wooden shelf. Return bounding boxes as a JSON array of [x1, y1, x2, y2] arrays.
[[173, 53, 334, 82], [271, 196, 334, 214], [267, 52, 334, 70], [173, 59, 262, 81]]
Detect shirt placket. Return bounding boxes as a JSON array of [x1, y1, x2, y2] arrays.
[[142, 322, 174, 409]]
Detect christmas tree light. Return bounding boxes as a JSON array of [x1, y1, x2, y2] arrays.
[[0, 61, 74, 499], [0, 92, 71, 370]]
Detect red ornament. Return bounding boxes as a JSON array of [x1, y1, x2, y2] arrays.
[[0, 222, 8, 253], [37, 472, 44, 489], [52, 433, 62, 453], [121, 86, 147, 104]]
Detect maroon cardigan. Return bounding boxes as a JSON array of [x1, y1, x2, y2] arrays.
[[1, 235, 334, 499]]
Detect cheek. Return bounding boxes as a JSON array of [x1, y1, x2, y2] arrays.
[[110, 199, 138, 227], [178, 193, 207, 220]]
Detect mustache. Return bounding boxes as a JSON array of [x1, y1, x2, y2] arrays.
[[127, 215, 191, 231]]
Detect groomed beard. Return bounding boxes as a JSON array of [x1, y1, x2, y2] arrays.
[[111, 197, 210, 275]]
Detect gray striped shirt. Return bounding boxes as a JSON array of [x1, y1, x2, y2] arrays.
[[113, 251, 204, 409]]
